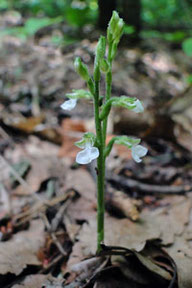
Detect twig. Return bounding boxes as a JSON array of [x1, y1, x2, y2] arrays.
[[0, 155, 42, 202], [41, 213, 67, 256], [14, 190, 76, 224], [108, 174, 192, 195], [39, 253, 64, 274], [51, 197, 72, 232]]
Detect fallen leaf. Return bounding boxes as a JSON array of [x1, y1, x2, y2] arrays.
[[78, 196, 192, 256], [12, 275, 46, 288], [0, 219, 45, 275]]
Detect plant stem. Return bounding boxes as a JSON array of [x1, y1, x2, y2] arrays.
[[103, 42, 113, 143], [94, 80, 105, 252]]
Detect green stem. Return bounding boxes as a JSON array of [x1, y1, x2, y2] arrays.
[[94, 80, 105, 253], [103, 42, 113, 144]]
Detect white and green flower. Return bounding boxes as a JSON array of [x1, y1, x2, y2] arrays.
[[131, 144, 148, 163]]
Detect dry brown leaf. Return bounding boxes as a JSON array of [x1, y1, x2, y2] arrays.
[[65, 169, 97, 221], [0, 219, 45, 275], [12, 275, 46, 288], [59, 118, 86, 159], [78, 196, 192, 257], [11, 116, 45, 134]]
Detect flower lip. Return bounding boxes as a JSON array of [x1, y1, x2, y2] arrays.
[[60, 99, 77, 111], [76, 146, 99, 164], [131, 99, 144, 113], [131, 144, 148, 163]]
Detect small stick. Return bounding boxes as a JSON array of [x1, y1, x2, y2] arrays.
[[108, 174, 192, 195], [0, 155, 42, 202], [42, 213, 67, 256]]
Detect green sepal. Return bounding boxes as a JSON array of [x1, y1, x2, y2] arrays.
[[99, 96, 137, 121], [111, 96, 137, 109], [66, 89, 93, 100], [113, 136, 140, 147], [75, 132, 96, 149], [104, 136, 141, 158], [74, 57, 90, 82]]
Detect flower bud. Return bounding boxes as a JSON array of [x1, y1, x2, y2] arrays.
[[74, 57, 90, 82], [100, 59, 109, 73], [107, 11, 119, 42], [97, 36, 106, 60], [114, 19, 124, 42]]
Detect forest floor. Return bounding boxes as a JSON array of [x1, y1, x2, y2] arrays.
[[0, 10, 192, 288]]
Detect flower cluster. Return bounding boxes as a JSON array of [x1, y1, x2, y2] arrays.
[[60, 97, 148, 164]]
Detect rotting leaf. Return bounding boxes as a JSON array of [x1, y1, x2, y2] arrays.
[[78, 196, 192, 256], [0, 219, 45, 275], [12, 275, 46, 288]]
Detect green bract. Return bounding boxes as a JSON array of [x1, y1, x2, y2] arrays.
[[74, 57, 90, 82], [100, 59, 109, 73], [66, 89, 93, 99], [75, 132, 96, 149], [111, 96, 137, 108]]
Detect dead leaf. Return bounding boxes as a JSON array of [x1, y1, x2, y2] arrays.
[[0, 219, 45, 275], [78, 196, 192, 257], [11, 116, 45, 134], [12, 275, 46, 288], [59, 118, 86, 159]]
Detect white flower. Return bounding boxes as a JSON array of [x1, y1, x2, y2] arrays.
[[131, 144, 148, 163], [76, 143, 99, 164], [131, 99, 144, 113], [60, 99, 77, 111]]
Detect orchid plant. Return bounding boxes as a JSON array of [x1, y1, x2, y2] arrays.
[[61, 11, 148, 252]]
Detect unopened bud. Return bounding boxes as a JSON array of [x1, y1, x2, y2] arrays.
[[107, 11, 119, 42], [74, 57, 90, 82], [100, 59, 109, 73], [95, 36, 106, 66], [114, 19, 124, 42]]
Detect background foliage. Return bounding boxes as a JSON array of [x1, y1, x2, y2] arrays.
[[1, 0, 192, 46]]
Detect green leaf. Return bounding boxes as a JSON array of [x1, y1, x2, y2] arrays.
[[182, 38, 192, 57]]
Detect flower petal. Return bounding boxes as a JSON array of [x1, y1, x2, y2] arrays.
[[132, 99, 144, 113], [76, 147, 99, 164], [60, 99, 77, 111], [131, 145, 148, 163]]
